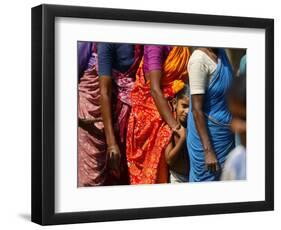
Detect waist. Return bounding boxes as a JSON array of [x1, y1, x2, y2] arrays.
[[205, 113, 232, 127]]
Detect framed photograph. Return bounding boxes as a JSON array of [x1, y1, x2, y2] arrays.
[[31, 4, 274, 225]]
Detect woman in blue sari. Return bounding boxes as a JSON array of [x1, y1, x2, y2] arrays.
[[187, 48, 235, 182]]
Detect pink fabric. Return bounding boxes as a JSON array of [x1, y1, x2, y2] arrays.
[[78, 44, 143, 186], [78, 64, 108, 186]]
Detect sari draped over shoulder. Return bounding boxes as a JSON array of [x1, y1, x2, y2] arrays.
[[126, 46, 190, 184], [187, 49, 235, 182], [78, 44, 142, 186]]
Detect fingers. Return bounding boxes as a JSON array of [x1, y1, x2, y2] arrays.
[[205, 162, 219, 173], [111, 151, 121, 170], [207, 164, 212, 173], [107, 149, 113, 169], [175, 125, 186, 139], [107, 147, 121, 171]]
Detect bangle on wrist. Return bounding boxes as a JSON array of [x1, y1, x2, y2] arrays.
[[107, 144, 118, 150], [203, 145, 212, 153]]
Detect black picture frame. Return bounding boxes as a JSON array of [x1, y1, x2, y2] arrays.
[[31, 4, 274, 226]]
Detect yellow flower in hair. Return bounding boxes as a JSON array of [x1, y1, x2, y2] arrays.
[[172, 80, 185, 94]]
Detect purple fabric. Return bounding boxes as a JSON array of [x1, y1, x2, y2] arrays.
[[78, 42, 93, 79], [143, 45, 172, 74]]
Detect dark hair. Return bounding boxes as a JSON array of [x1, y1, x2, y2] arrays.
[[227, 76, 246, 106], [176, 84, 190, 100]]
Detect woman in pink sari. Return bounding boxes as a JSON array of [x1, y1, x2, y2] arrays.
[[78, 42, 108, 186]]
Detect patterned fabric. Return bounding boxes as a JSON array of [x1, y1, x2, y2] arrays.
[[78, 44, 143, 186], [187, 49, 235, 182], [78, 43, 107, 186], [110, 45, 143, 184], [126, 46, 190, 184]]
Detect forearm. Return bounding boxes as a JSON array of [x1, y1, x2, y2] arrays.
[[192, 109, 213, 153], [100, 92, 116, 146], [151, 89, 178, 129]]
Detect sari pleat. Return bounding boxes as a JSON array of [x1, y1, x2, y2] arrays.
[[78, 63, 108, 186]]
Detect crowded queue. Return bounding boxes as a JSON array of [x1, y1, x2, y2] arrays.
[[77, 43, 246, 186]]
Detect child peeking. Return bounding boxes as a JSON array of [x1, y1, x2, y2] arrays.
[[165, 85, 190, 183]]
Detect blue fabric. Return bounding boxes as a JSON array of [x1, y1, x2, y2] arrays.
[[187, 49, 235, 182], [97, 43, 134, 77]]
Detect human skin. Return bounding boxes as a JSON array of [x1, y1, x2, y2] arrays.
[[191, 48, 219, 173]]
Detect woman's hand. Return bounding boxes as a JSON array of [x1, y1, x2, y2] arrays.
[[191, 94, 219, 173], [204, 149, 219, 173], [107, 144, 121, 172]]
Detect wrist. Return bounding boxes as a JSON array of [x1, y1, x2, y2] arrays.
[[171, 123, 181, 132], [107, 138, 117, 147], [203, 145, 213, 154], [107, 144, 118, 150]]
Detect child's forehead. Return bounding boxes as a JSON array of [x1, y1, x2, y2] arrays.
[[177, 95, 190, 102]]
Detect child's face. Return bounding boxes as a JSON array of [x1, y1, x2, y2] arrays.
[[175, 96, 190, 125], [229, 99, 246, 135]]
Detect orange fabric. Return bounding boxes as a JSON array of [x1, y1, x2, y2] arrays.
[[126, 46, 190, 184]]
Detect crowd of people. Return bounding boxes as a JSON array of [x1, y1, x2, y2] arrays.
[[77, 42, 246, 186]]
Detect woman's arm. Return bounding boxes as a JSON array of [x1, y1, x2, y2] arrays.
[[149, 70, 179, 130], [98, 43, 120, 171], [192, 95, 218, 172], [188, 49, 219, 172], [97, 43, 116, 146], [99, 76, 116, 146], [99, 76, 120, 171]]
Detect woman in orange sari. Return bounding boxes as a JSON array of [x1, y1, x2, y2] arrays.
[[126, 45, 190, 184]]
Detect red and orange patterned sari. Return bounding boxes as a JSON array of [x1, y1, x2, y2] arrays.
[[126, 46, 190, 184]]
